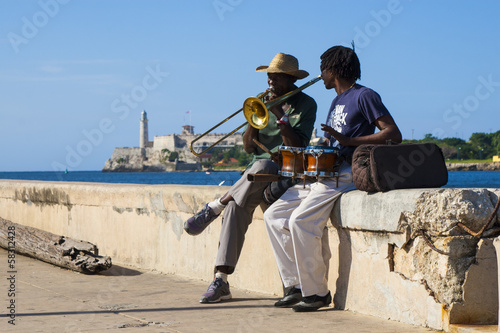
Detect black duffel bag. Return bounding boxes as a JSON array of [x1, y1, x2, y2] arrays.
[[351, 142, 448, 192]]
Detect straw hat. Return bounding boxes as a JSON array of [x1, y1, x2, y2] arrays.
[[256, 53, 309, 79]]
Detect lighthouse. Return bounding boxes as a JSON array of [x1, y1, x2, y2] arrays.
[[140, 110, 149, 148]]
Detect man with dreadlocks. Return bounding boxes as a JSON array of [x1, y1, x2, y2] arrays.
[[264, 45, 401, 312]]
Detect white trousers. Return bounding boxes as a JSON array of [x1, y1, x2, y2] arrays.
[[264, 163, 355, 297]]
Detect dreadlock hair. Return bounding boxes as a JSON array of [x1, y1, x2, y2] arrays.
[[320, 43, 361, 82]]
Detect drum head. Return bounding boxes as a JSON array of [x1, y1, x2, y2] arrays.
[[279, 146, 305, 153], [305, 146, 339, 154]]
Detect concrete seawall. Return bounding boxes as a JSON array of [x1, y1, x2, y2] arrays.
[[1, 180, 499, 331]]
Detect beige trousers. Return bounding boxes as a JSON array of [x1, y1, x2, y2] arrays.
[[264, 162, 355, 297], [215, 159, 279, 273]]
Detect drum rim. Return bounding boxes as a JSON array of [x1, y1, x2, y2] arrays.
[[305, 171, 336, 177], [280, 171, 305, 177], [279, 146, 305, 151], [304, 146, 339, 153]]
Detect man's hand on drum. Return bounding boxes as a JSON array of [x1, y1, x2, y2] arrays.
[[321, 123, 351, 146], [269, 152, 280, 164]]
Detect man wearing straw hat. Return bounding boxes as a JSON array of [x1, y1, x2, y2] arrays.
[[184, 53, 317, 303]]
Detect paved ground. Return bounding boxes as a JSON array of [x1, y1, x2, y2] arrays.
[[0, 248, 488, 333]]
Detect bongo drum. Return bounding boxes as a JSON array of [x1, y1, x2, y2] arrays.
[[278, 146, 305, 178], [304, 146, 340, 177]]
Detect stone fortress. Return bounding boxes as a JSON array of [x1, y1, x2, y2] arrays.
[[102, 111, 244, 172]]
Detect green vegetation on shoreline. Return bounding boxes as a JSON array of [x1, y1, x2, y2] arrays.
[[201, 130, 500, 169], [446, 159, 493, 164], [403, 130, 500, 161]]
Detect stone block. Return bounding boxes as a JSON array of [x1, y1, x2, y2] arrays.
[[331, 189, 428, 233], [393, 235, 477, 305], [448, 239, 498, 324], [402, 189, 498, 236]]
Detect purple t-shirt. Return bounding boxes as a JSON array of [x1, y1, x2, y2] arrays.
[[324, 84, 390, 157]]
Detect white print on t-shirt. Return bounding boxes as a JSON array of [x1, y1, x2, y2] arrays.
[[330, 105, 347, 133]]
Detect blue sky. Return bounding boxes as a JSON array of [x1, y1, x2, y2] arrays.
[[1, 0, 499, 171]]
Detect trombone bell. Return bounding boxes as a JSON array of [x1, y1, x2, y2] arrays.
[[243, 97, 269, 129], [189, 75, 322, 157]]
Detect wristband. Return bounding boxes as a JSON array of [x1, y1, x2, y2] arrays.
[[276, 114, 289, 125]]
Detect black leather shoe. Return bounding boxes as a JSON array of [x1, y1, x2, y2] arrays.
[[292, 291, 332, 312], [274, 287, 302, 307]]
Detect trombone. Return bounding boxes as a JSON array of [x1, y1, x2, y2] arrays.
[[189, 75, 322, 157]]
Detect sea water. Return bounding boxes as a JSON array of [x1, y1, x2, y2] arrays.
[[0, 171, 499, 188]]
